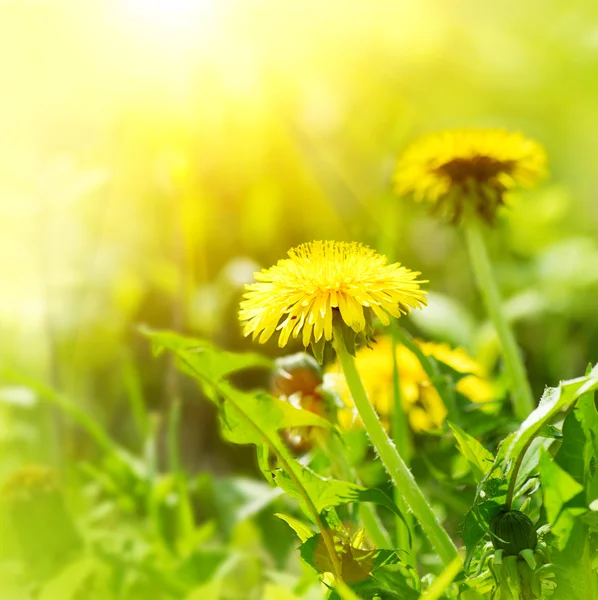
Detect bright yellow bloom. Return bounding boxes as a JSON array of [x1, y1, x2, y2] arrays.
[[326, 336, 493, 432], [239, 241, 427, 349], [394, 129, 547, 223]]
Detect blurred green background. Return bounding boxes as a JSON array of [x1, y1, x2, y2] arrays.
[[1, 1, 598, 594]]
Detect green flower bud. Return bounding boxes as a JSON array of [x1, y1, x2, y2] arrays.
[[490, 510, 537, 556], [271, 353, 323, 398]]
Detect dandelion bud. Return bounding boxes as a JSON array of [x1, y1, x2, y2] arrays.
[[271, 353, 323, 398], [490, 509, 537, 556]]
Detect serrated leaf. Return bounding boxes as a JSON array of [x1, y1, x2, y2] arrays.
[[274, 465, 409, 538], [449, 422, 494, 484], [502, 368, 598, 479], [143, 328, 273, 383], [275, 513, 315, 543], [218, 383, 332, 445]]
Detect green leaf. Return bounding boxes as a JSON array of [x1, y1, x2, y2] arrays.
[[449, 422, 495, 484], [555, 411, 586, 486], [502, 368, 598, 481], [539, 451, 584, 523], [274, 465, 408, 532], [539, 451, 585, 549], [275, 513, 315, 543], [143, 328, 272, 384], [218, 383, 332, 446]]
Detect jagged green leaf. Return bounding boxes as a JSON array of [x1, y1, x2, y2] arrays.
[[218, 382, 332, 445], [274, 465, 408, 534], [449, 422, 495, 484], [143, 328, 273, 384], [275, 513, 315, 543]]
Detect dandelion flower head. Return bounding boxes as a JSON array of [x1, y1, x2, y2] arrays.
[[394, 129, 547, 224], [239, 241, 427, 352]]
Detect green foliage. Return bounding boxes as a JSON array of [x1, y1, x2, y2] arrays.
[[449, 423, 495, 485]]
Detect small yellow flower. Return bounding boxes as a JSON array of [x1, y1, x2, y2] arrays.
[[239, 241, 427, 351], [326, 336, 493, 432], [394, 129, 547, 223]]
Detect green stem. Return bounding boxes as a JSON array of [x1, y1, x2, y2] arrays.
[[334, 325, 460, 567], [504, 433, 536, 510], [359, 502, 393, 549], [464, 219, 535, 421], [390, 330, 416, 564]]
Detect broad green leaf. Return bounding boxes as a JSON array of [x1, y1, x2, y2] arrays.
[[539, 451, 584, 523], [555, 411, 586, 486], [502, 367, 598, 479], [449, 422, 494, 484], [275, 513, 315, 543], [576, 387, 598, 499], [539, 451, 585, 549]]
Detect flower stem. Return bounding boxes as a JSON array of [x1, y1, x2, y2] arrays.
[[390, 329, 416, 564], [334, 325, 460, 567], [464, 219, 535, 421]]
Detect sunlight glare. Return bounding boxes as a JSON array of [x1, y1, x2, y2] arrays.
[[123, 0, 220, 38]]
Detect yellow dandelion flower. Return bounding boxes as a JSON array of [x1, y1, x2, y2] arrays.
[[326, 336, 493, 432], [239, 241, 427, 352], [417, 340, 483, 376], [394, 129, 547, 223]]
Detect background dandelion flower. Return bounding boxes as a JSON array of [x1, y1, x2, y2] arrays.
[[394, 129, 547, 223], [326, 336, 494, 432], [239, 241, 427, 352]]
